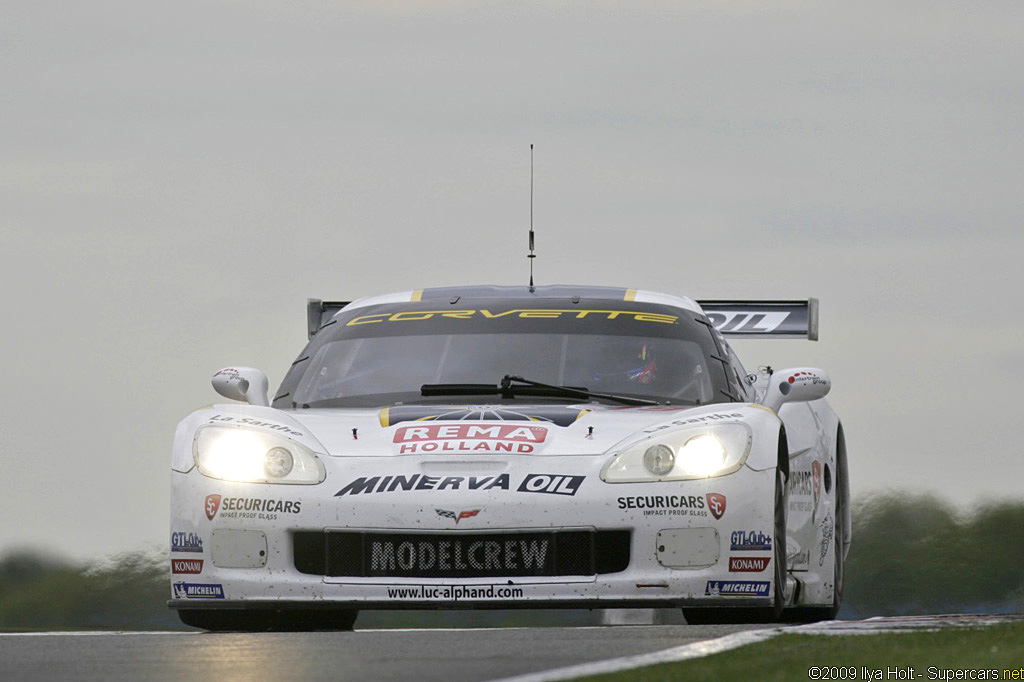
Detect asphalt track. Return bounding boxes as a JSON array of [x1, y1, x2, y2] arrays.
[[5, 615, 1022, 682], [0, 623, 770, 682]]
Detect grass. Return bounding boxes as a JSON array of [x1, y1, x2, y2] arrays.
[[578, 621, 1024, 682]]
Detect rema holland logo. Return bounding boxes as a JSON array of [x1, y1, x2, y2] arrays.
[[393, 423, 549, 454]]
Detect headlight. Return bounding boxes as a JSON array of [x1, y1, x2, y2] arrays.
[[194, 425, 325, 484], [601, 423, 751, 482]]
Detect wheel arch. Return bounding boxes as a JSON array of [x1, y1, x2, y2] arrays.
[[777, 426, 790, 482], [836, 421, 851, 558]]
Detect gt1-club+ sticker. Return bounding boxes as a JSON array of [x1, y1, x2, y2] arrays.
[[171, 532, 204, 553], [730, 530, 772, 551]]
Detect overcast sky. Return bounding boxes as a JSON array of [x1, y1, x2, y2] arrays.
[[2, 0, 1022, 562]]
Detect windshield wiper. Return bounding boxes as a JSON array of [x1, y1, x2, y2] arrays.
[[501, 374, 661, 406], [420, 376, 661, 406], [419, 383, 502, 397]]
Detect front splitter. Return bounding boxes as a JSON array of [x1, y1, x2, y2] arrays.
[[168, 596, 772, 611]]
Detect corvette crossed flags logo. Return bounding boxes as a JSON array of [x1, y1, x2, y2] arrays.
[[435, 508, 481, 524]]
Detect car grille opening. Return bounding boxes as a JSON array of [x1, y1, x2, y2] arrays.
[[293, 529, 630, 578]]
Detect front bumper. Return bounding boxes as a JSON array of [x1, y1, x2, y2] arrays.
[[169, 457, 779, 611]]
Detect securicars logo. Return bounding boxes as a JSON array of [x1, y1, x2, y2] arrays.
[[706, 493, 727, 520], [204, 495, 221, 521], [204, 495, 301, 520], [393, 423, 548, 454]]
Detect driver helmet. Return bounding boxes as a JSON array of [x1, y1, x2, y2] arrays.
[[591, 342, 656, 385]]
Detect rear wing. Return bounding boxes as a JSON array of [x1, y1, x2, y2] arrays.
[[696, 299, 818, 340], [307, 297, 819, 341], [307, 299, 350, 339]]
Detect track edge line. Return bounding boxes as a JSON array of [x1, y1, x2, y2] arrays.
[[483, 626, 787, 682]]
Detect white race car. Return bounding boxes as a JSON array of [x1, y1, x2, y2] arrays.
[[169, 285, 849, 630]]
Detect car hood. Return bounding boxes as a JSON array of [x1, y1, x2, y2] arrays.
[[193, 402, 753, 459]]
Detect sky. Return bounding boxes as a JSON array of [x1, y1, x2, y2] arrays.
[[2, 0, 1022, 562]]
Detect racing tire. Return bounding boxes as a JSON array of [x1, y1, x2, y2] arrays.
[[781, 476, 844, 623], [178, 608, 358, 632], [683, 469, 786, 625]]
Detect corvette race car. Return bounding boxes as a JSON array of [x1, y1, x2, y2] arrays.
[[169, 285, 849, 630]]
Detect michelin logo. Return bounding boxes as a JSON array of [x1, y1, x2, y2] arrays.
[[705, 580, 770, 597], [173, 582, 225, 599]]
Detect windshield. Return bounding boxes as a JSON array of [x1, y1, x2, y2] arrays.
[[276, 300, 731, 408]]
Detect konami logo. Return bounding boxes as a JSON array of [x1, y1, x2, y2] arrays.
[[729, 556, 770, 572], [393, 423, 549, 454], [172, 559, 204, 575]]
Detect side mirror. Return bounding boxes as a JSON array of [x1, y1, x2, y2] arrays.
[[211, 367, 270, 407], [761, 367, 830, 413]]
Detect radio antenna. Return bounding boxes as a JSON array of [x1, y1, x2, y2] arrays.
[[528, 144, 536, 291]]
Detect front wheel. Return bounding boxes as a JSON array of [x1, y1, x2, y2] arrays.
[[782, 476, 844, 623], [683, 469, 786, 625]]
